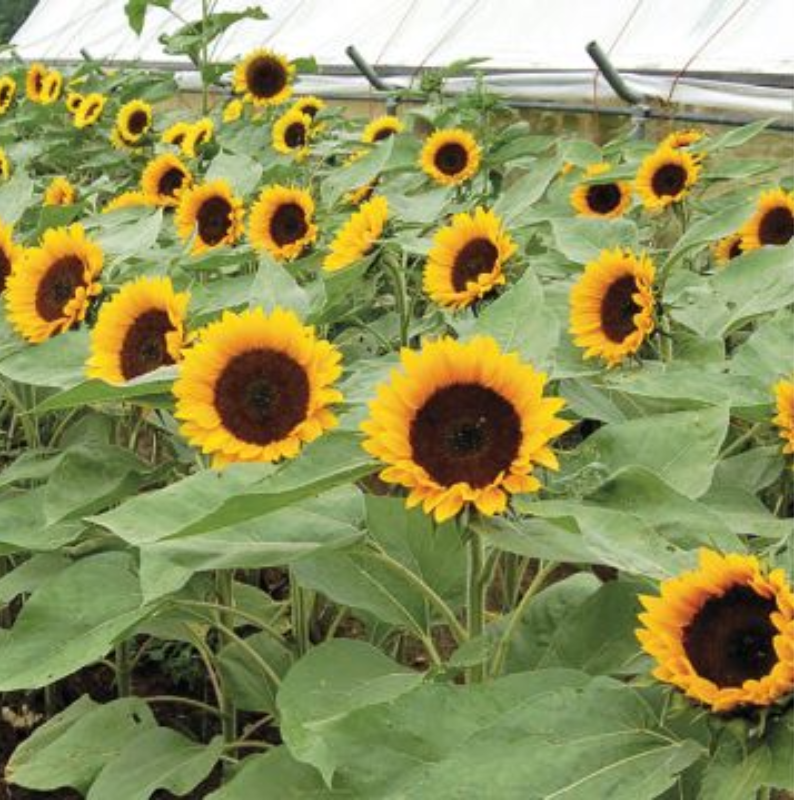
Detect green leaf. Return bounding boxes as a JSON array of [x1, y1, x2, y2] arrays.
[[560, 139, 603, 167], [0, 553, 71, 604], [705, 118, 775, 152], [125, 0, 174, 35], [321, 139, 394, 205], [0, 171, 34, 223], [0, 553, 149, 690], [552, 217, 640, 263], [87, 729, 224, 800], [248, 256, 311, 319], [492, 156, 560, 224], [6, 696, 156, 793], [0, 329, 89, 389], [277, 639, 425, 784], [206, 150, 263, 196]]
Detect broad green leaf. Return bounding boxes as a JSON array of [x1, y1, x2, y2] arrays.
[[248, 256, 311, 319], [277, 639, 425, 784], [0, 553, 149, 690], [206, 151, 263, 196], [492, 156, 560, 224], [125, 0, 174, 35], [0, 329, 89, 389], [321, 138, 394, 205], [0, 488, 84, 552], [552, 217, 640, 263], [88, 729, 224, 800], [705, 118, 775, 152], [0, 171, 34, 223], [560, 139, 603, 167], [6, 696, 156, 793], [0, 553, 71, 604]]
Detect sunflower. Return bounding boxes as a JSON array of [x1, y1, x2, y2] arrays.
[[43, 176, 76, 206], [362, 336, 569, 522], [570, 163, 632, 219], [637, 548, 794, 713], [74, 93, 106, 128], [5, 224, 103, 343], [87, 276, 190, 384], [740, 189, 794, 251], [162, 121, 191, 149], [0, 76, 17, 115], [272, 109, 312, 159], [0, 148, 10, 181], [65, 91, 84, 114], [175, 180, 244, 255], [635, 146, 701, 211], [292, 96, 325, 120], [39, 71, 62, 105], [249, 185, 318, 261], [222, 98, 243, 123], [569, 248, 656, 366], [0, 220, 23, 294], [174, 307, 342, 466], [181, 118, 214, 158], [660, 129, 706, 150], [141, 154, 192, 207], [773, 379, 793, 457], [423, 207, 516, 310], [420, 128, 481, 187], [115, 99, 153, 145], [713, 232, 745, 266], [323, 195, 388, 272], [25, 63, 47, 102], [363, 115, 403, 144], [233, 48, 294, 107], [104, 191, 157, 213]]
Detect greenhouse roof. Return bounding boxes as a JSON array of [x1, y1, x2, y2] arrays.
[[9, 0, 794, 115]]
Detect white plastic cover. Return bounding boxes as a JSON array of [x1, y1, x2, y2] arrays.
[[8, 0, 795, 115]]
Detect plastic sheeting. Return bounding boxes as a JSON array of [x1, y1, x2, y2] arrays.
[[8, 0, 794, 115]]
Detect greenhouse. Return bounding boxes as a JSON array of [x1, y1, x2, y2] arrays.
[[0, 1, 794, 798]]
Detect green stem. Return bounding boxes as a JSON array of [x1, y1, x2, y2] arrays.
[[658, 313, 673, 363], [490, 562, 555, 678], [115, 640, 132, 698], [384, 249, 410, 347], [0, 556, 12, 629], [200, 0, 210, 114], [368, 545, 467, 643], [720, 423, 765, 460], [215, 570, 237, 754], [147, 695, 222, 717], [290, 573, 311, 657], [175, 598, 287, 646], [465, 529, 486, 684]]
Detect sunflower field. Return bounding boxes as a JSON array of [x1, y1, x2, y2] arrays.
[[0, 2, 794, 799]]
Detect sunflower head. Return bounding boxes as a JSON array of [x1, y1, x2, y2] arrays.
[[712, 232, 745, 267], [39, 71, 63, 105], [0, 76, 17, 114], [141, 153, 193, 207], [87, 276, 190, 384], [65, 91, 83, 114], [115, 99, 153, 145], [74, 93, 106, 129], [292, 96, 325, 120], [660, 129, 706, 150], [175, 180, 245, 254], [773, 378, 793, 457], [635, 146, 701, 211], [103, 191, 158, 214], [222, 98, 244, 123], [363, 115, 403, 144], [569, 248, 657, 366], [5, 223, 103, 343], [174, 307, 342, 466], [272, 109, 313, 159], [181, 118, 215, 158], [570, 163, 632, 219], [44, 176, 76, 207], [423, 207, 516, 310], [249, 185, 318, 261], [162, 121, 191, 149], [323, 195, 389, 272], [233, 48, 295, 107], [362, 336, 570, 522], [420, 128, 481, 186], [0, 220, 23, 294], [25, 63, 47, 102], [637, 548, 794, 713], [740, 189, 794, 251], [0, 148, 10, 181]]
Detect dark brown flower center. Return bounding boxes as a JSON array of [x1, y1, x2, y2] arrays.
[[600, 275, 641, 343], [371, 127, 395, 142], [683, 585, 778, 687], [434, 142, 468, 176], [410, 383, 522, 489], [0, 86, 10, 105], [171, 132, 186, 146], [35, 255, 85, 322], [127, 109, 148, 135], [33, 72, 43, 92], [452, 238, 499, 291], [84, 101, 100, 118], [158, 167, 187, 198], [299, 103, 319, 118], [120, 309, 176, 380], [586, 183, 623, 215], [0, 246, 11, 292], [246, 56, 287, 99], [728, 236, 743, 259], [196, 196, 233, 246], [284, 122, 307, 149], [214, 348, 310, 446], [651, 163, 688, 197], [758, 206, 793, 247], [269, 203, 308, 246]]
